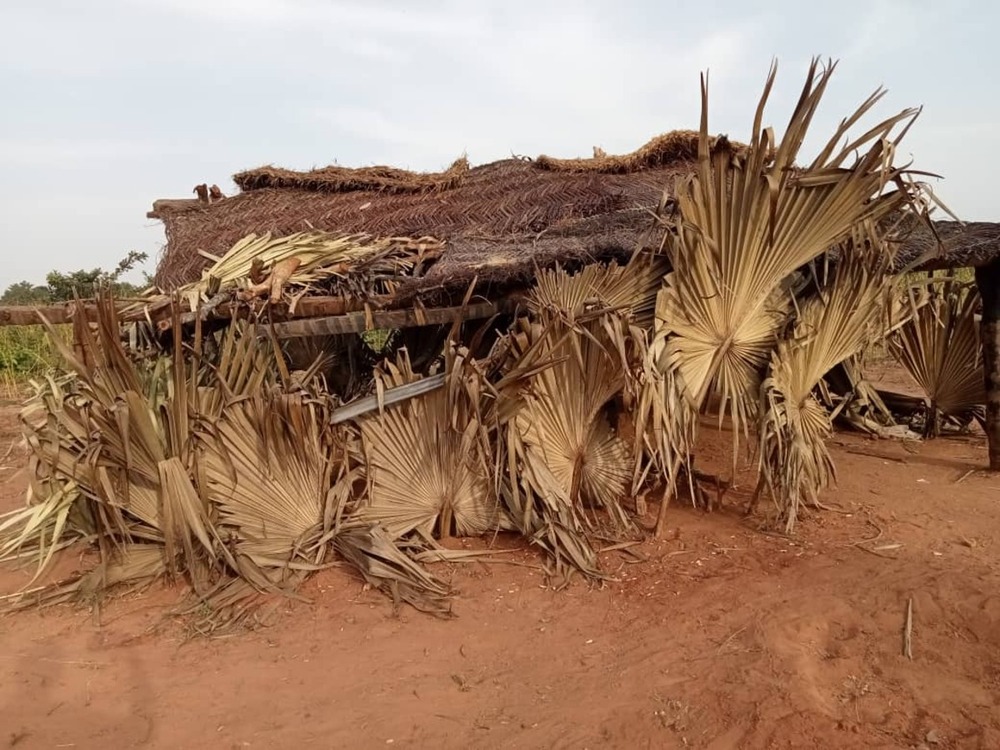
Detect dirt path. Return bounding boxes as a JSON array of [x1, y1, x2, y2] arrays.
[[1, 403, 998, 749]]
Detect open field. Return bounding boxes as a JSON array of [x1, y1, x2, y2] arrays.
[[1, 367, 998, 750]]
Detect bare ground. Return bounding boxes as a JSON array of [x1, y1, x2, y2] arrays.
[[1, 393, 999, 750]]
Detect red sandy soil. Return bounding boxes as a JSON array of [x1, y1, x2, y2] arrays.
[[1, 392, 999, 750]]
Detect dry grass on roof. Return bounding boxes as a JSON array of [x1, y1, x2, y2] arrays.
[[536, 130, 721, 173], [233, 156, 470, 194], [893, 218, 1000, 271]]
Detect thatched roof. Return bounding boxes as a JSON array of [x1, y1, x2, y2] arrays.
[[150, 131, 719, 294], [897, 220, 1000, 271], [151, 129, 999, 300]]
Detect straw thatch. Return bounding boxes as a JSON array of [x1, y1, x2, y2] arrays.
[[150, 132, 723, 293], [896, 219, 1000, 271], [233, 156, 470, 194], [534, 129, 709, 173]]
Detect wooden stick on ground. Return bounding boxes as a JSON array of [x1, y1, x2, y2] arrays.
[[904, 597, 914, 660], [845, 447, 909, 464], [954, 468, 976, 484]]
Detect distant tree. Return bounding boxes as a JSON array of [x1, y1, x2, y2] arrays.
[[43, 268, 107, 302], [1, 250, 150, 305], [0, 281, 52, 305]]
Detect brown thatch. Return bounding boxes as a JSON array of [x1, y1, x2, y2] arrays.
[[150, 132, 718, 292], [233, 156, 470, 194], [536, 129, 709, 173], [896, 219, 1000, 271]]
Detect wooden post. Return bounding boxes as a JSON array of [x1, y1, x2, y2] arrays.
[[975, 260, 1000, 471], [70, 308, 92, 369]]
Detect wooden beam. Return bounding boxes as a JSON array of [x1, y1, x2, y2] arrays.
[[2, 295, 519, 336], [269, 299, 516, 339], [143, 295, 391, 332], [0, 304, 88, 327], [0, 302, 141, 327], [975, 259, 1000, 471]]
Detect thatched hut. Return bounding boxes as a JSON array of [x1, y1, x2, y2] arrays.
[[6, 61, 1000, 629]]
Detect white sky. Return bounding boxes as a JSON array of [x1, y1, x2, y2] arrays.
[[1, 0, 996, 289]]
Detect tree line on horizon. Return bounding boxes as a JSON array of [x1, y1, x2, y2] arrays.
[[0, 251, 151, 306]]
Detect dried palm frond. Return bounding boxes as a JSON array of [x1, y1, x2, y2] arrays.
[[0, 481, 82, 579], [358, 346, 502, 540], [490, 260, 659, 582], [530, 252, 669, 329], [198, 391, 348, 590], [629, 304, 699, 534], [759, 239, 902, 531], [0, 300, 213, 599], [626, 59, 929, 537], [333, 523, 453, 617], [652, 58, 923, 463], [171, 231, 437, 307], [1, 544, 167, 611], [889, 277, 984, 435], [509, 317, 632, 527], [196, 320, 274, 414], [2, 302, 249, 599], [3, 297, 459, 622]]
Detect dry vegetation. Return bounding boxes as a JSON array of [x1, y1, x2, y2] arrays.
[[0, 60, 990, 642], [891, 276, 985, 435], [0, 325, 66, 398]]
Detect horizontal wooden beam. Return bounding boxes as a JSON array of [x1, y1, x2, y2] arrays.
[[1, 295, 520, 334], [142, 295, 393, 332], [0, 302, 146, 327], [0, 304, 95, 327], [269, 299, 517, 339]]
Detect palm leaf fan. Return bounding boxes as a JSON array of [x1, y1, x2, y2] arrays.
[[655, 58, 923, 452], [509, 316, 632, 527], [889, 277, 984, 435], [530, 252, 669, 330], [759, 238, 901, 532], [358, 345, 502, 540], [196, 391, 346, 591], [518, 257, 663, 528]]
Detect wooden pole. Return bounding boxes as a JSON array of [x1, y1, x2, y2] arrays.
[[0, 302, 139, 327], [148, 295, 391, 332], [268, 300, 516, 339], [975, 260, 1000, 471], [0, 304, 87, 326]]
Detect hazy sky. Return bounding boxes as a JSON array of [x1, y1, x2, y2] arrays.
[[1, 0, 996, 290]]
